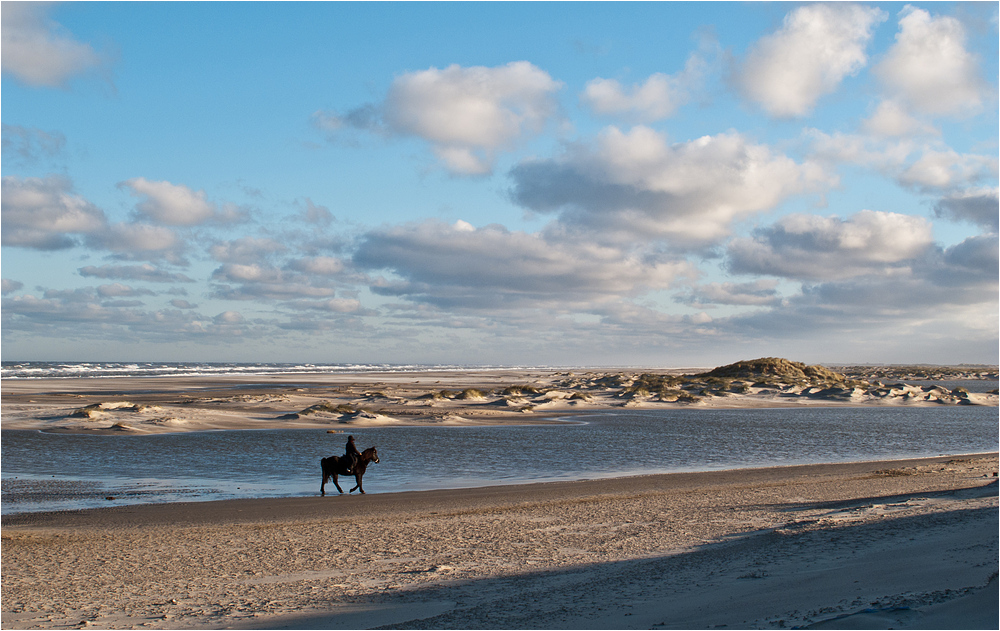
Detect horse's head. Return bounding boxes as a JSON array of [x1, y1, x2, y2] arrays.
[[363, 446, 379, 464]]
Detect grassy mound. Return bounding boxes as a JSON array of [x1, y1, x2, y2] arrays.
[[698, 357, 844, 383]]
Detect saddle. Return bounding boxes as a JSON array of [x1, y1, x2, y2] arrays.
[[341, 453, 358, 475]]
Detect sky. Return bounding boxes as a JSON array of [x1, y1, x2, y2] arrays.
[[1, 1, 997, 367]]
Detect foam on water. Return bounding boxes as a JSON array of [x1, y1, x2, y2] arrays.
[[0, 361, 548, 380]]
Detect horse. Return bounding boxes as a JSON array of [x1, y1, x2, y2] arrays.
[[321, 446, 379, 495]]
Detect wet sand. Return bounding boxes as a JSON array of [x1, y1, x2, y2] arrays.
[[3, 454, 997, 629]]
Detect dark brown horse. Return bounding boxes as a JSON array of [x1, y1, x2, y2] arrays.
[[321, 446, 379, 495]]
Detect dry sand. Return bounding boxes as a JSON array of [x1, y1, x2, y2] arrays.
[[2, 368, 995, 435], [2, 454, 997, 630]]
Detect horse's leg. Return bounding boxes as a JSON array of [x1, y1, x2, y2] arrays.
[[350, 473, 364, 494], [332, 473, 345, 494]]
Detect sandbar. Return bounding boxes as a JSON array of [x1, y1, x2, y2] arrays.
[[2, 366, 995, 435]]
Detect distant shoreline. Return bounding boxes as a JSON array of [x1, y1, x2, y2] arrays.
[[2, 364, 996, 435]]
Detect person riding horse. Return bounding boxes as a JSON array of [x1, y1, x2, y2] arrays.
[[343, 435, 361, 474]]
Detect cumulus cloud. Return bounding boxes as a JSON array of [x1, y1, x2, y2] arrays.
[[353, 219, 696, 310], [874, 6, 984, 116], [95, 283, 154, 299], [0, 2, 110, 88], [933, 188, 999, 232], [318, 61, 561, 175], [2, 278, 25, 295], [806, 130, 996, 193], [581, 40, 717, 122], [737, 3, 886, 117], [119, 178, 245, 226], [86, 222, 184, 259], [1, 175, 107, 249], [78, 263, 195, 283], [583, 74, 680, 122], [210, 263, 339, 301], [861, 100, 938, 138], [897, 148, 998, 192], [510, 126, 833, 246], [726, 210, 934, 281], [702, 229, 998, 362]]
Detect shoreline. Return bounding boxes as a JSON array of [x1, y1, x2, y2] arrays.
[[3, 453, 997, 629], [3, 452, 997, 526], [3, 449, 997, 519]]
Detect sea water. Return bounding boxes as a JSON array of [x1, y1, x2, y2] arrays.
[[2, 405, 996, 514]]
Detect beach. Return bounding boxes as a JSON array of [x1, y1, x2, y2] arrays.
[[2, 454, 997, 629], [2, 365, 998, 629]]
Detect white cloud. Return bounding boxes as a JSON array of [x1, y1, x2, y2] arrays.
[[0, 2, 108, 88], [582, 37, 718, 123], [806, 129, 996, 193], [210, 263, 339, 301], [582, 74, 683, 123], [898, 148, 998, 191], [874, 6, 984, 116], [511, 126, 833, 246], [354, 219, 696, 310], [727, 210, 935, 280], [323, 61, 562, 175], [88, 222, 184, 257], [738, 3, 886, 117], [1, 175, 107, 249], [861, 100, 938, 138], [119, 178, 231, 226], [95, 283, 154, 299]]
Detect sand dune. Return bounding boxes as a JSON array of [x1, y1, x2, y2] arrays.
[[2, 363, 995, 435]]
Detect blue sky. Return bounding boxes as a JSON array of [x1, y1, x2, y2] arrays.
[[2, 1, 997, 366]]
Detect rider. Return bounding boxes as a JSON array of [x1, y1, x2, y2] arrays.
[[343, 434, 360, 474]]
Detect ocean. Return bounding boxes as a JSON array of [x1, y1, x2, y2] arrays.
[[3, 405, 997, 515], [0, 361, 536, 380]]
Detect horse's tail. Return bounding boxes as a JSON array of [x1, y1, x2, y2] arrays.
[[321, 457, 331, 484]]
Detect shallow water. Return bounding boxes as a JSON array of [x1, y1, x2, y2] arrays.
[[2, 406, 997, 514]]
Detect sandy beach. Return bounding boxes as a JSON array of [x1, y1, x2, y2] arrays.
[[3, 363, 998, 629], [2, 454, 997, 629]]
